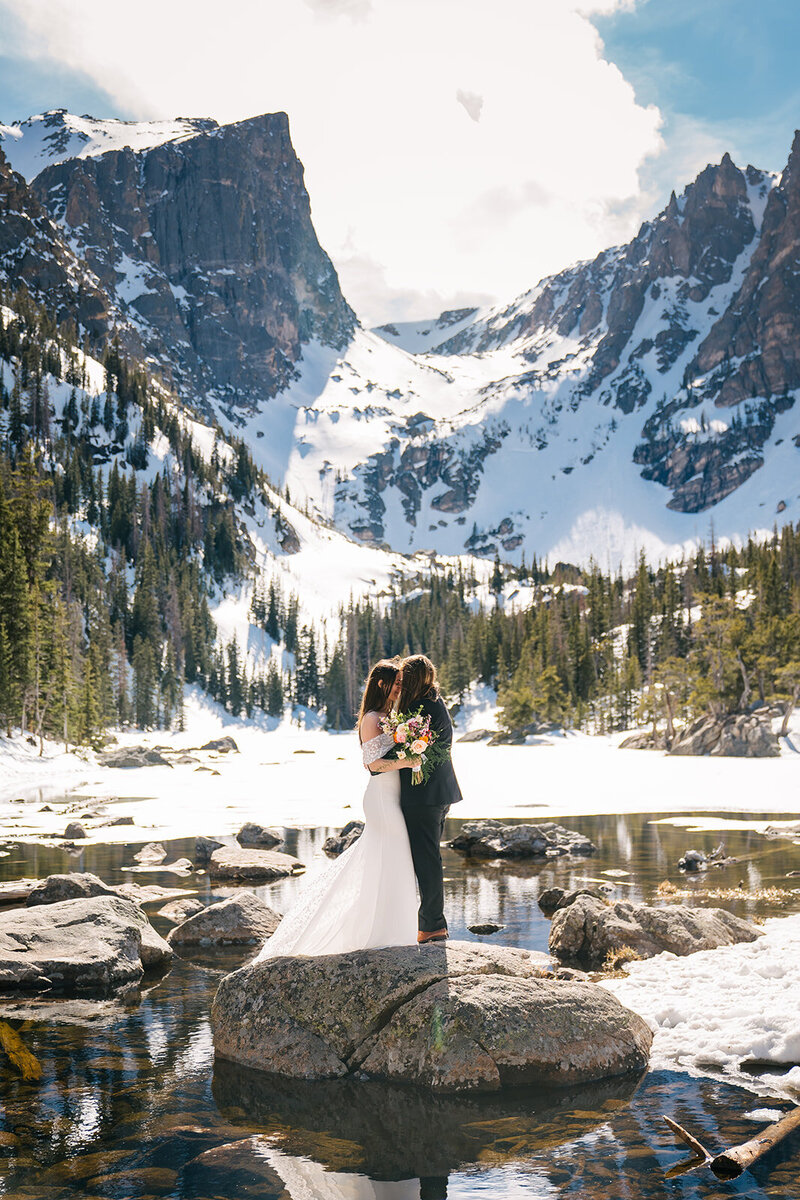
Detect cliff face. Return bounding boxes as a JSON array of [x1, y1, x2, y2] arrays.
[[26, 112, 355, 408], [0, 148, 112, 336]]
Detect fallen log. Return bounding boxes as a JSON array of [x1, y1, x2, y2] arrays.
[[0, 880, 37, 905], [711, 1107, 800, 1179], [0, 1020, 43, 1081], [663, 1107, 800, 1180]]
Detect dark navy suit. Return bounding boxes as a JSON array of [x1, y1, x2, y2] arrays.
[[399, 695, 462, 932]]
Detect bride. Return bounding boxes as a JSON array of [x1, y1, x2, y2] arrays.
[[253, 658, 421, 960]]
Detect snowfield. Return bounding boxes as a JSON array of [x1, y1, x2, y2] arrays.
[[604, 913, 800, 1099], [2, 691, 800, 843]]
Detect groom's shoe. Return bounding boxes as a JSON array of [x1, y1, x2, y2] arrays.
[[417, 928, 448, 944]]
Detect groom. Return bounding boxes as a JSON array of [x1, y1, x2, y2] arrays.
[[398, 654, 463, 944]]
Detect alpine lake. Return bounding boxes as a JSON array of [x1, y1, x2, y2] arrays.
[[2, 803, 800, 1200]]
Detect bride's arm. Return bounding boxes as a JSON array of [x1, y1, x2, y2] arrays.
[[368, 755, 421, 774]]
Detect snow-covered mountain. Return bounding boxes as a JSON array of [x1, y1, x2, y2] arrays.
[[3, 109, 800, 571]]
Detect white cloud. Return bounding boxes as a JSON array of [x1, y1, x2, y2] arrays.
[[456, 88, 483, 123], [2, 0, 663, 323]]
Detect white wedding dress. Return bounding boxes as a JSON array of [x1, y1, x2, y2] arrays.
[[253, 727, 418, 959]]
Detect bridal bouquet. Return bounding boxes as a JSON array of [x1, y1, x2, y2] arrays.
[[380, 707, 449, 785]]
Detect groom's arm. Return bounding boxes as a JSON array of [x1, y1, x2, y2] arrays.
[[425, 697, 453, 750]]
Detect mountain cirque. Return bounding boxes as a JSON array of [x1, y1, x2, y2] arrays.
[[3, 110, 800, 565]]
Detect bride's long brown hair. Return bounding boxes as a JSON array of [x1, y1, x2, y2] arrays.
[[357, 658, 401, 741]]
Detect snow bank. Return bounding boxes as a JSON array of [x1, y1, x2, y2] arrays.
[[603, 913, 800, 1098]]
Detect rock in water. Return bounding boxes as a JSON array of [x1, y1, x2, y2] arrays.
[[209, 847, 304, 882], [0, 896, 171, 995], [63, 822, 87, 839], [133, 842, 167, 865], [235, 823, 282, 848], [323, 821, 364, 856], [26, 872, 119, 906], [211, 942, 651, 1092], [167, 892, 281, 947], [450, 820, 596, 858], [548, 895, 762, 968], [195, 836, 225, 863], [157, 897, 206, 924]]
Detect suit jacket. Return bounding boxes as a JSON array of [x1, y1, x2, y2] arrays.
[[399, 695, 463, 810]]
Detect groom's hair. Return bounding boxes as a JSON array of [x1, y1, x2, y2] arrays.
[[399, 654, 439, 711]]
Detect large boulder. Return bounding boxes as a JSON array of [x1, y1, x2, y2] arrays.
[[323, 820, 364, 856], [235, 823, 283, 848], [549, 895, 762, 968], [211, 941, 651, 1092], [100, 746, 171, 768], [195, 836, 225, 862], [167, 892, 281, 947], [209, 847, 304, 882], [26, 872, 118, 906], [669, 713, 779, 757], [0, 895, 171, 995], [450, 820, 596, 859]]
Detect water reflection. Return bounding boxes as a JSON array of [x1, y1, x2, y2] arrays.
[[2, 813, 800, 1197]]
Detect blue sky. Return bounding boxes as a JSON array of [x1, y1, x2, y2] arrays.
[[594, 0, 800, 173]]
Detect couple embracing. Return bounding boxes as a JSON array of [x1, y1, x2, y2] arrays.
[[255, 654, 462, 962]]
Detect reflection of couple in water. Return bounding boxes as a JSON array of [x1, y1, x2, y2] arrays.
[[254, 654, 462, 964]]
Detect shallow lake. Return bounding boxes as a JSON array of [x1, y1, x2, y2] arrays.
[[1, 809, 800, 1199]]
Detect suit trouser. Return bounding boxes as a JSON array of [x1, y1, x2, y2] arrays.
[[402, 802, 449, 932]]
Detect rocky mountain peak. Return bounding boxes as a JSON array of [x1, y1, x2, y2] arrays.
[[12, 110, 355, 410]]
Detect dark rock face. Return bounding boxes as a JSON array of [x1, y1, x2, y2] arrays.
[[0, 148, 111, 336], [29, 114, 355, 410], [211, 941, 651, 1091], [548, 895, 762, 968], [449, 820, 596, 859]]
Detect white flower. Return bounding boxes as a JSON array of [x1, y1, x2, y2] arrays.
[[411, 739, 427, 755]]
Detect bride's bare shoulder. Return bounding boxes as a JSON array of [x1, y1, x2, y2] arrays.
[[359, 711, 383, 743]]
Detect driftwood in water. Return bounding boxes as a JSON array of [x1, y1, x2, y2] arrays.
[[663, 1106, 800, 1179], [0, 879, 37, 904], [712, 1107, 800, 1179]]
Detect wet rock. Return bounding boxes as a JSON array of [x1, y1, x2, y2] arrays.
[[323, 820, 364, 856], [157, 897, 206, 924], [167, 892, 281, 947], [236, 822, 283, 848], [468, 923, 504, 935], [182, 1138, 285, 1197], [195, 835, 225, 862], [209, 846, 304, 882], [450, 820, 596, 859], [200, 736, 239, 753], [133, 842, 167, 865], [679, 849, 706, 871], [669, 713, 779, 757], [27, 872, 119, 906], [106, 815, 134, 826], [87, 1167, 178, 1193], [0, 896, 171, 995], [537, 887, 604, 917], [212, 941, 650, 1091], [678, 842, 733, 871], [100, 745, 172, 768], [456, 728, 495, 743], [63, 822, 86, 839], [548, 895, 762, 969]]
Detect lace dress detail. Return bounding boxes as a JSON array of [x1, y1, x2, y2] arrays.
[[253, 726, 418, 960], [362, 732, 394, 766]]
